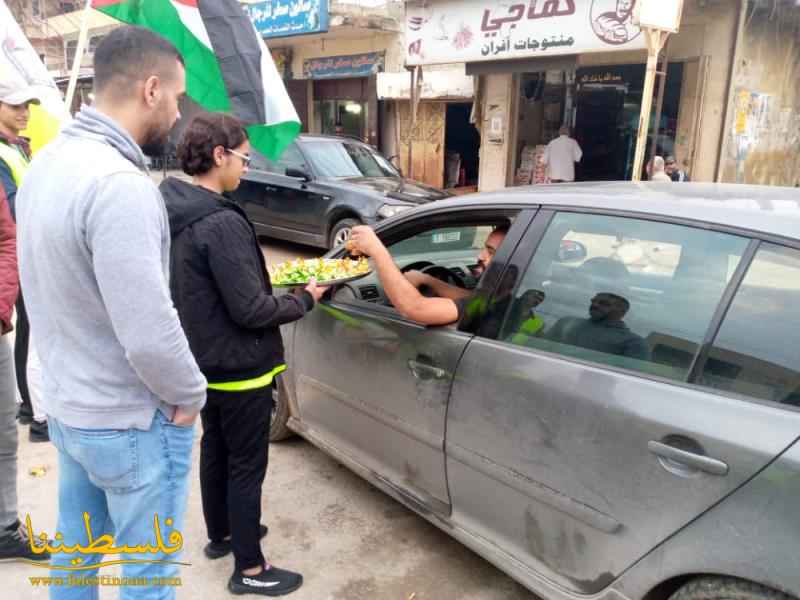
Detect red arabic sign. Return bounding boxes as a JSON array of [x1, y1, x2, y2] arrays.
[[406, 0, 646, 66]]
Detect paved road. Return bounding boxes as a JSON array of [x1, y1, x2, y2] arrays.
[[4, 235, 535, 599]]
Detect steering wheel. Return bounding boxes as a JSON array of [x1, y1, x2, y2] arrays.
[[422, 265, 467, 289], [401, 261, 435, 273]]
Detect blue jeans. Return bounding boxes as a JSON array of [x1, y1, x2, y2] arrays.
[[46, 410, 195, 600]]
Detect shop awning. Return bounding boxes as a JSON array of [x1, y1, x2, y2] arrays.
[[377, 70, 474, 100], [465, 55, 578, 75]]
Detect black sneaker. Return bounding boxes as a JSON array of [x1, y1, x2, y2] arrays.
[[0, 520, 50, 562], [204, 524, 268, 560], [16, 407, 33, 425], [29, 420, 49, 443], [228, 564, 303, 597]]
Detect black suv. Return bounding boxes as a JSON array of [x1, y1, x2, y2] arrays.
[[231, 134, 451, 248]]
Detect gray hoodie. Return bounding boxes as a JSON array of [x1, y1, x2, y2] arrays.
[[16, 107, 206, 430]]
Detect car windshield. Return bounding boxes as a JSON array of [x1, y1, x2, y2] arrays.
[[301, 140, 400, 179]]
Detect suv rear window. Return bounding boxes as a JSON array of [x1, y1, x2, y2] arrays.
[[698, 243, 800, 406]]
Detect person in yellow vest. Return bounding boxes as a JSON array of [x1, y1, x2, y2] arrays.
[[0, 80, 48, 443]]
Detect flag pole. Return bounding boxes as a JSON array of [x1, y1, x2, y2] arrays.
[[64, 0, 93, 114]]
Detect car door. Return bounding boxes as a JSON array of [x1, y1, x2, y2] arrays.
[[265, 142, 330, 240], [445, 209, 800, 594], [289, 209, 530, 516]]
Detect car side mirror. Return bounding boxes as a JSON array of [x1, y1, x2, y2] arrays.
[[557, 240, 588, 262], [286, 167, 311, 182]]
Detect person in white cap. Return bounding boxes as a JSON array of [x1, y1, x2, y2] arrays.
[[0, 80, 48, 443]]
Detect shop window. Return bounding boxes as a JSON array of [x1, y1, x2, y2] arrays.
[[314, 99, 367, 142], [698, 244, 800, 406], [495, 212, 749, 381]]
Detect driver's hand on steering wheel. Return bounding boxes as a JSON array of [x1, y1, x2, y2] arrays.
[[404, 270, 431, 289]]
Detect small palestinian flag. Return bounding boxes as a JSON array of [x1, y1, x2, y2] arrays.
[[92, 0, 300, 161]]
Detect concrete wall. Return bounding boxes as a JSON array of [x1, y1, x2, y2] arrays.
[[718, 2, 800, 186], [477, 73, 516, 191]]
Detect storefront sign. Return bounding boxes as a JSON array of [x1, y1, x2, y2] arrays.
[[303, 52, 385, 79], [406, 0, 647, 66], [242, 0, 329, 38]]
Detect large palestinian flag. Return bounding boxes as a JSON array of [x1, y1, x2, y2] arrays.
[[92, 0, 300, 161]]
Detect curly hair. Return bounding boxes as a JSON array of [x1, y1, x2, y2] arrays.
[[177, 113, 249, 176]]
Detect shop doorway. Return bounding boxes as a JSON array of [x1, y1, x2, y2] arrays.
[[444, 103, 480, 190], [313, 78, 370, 142], [574, 63, 685, 181]]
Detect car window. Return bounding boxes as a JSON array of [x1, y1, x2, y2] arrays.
[[698, 244, 800, 406], [389, 226, 493, 259], [301, 140, 399, 178], [332, 222, 510, 309], [495, 212, 749, 381], [251, 143, 308, 175]]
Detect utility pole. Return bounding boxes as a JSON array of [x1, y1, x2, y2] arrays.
[[630, 0, 684, 182]]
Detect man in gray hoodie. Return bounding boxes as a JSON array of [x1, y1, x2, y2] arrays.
[[16, 27, 205, 598]]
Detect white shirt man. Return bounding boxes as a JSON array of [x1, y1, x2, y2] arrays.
[[543, 127, 583, 183]]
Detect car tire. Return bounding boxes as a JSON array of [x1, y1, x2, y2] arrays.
[[669, 577, 792, 600], [329, 218, 360, 249], [269, 378, 294, 442]]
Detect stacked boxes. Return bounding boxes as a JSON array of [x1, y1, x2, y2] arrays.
[[515, 145, 547, 186]]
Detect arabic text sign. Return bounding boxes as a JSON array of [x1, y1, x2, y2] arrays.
[[406, 0, 647, 66], [303, 52, 385, 79], [243, 0, 329, 38]]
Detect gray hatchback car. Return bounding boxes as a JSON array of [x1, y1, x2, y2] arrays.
[[272, 182, 800, 600]]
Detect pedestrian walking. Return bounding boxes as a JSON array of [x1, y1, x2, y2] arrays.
[[0, 80, 47, 442], [542, 125, 583, 183], [16, 26, 206, 599], [0, 185, 49, 562], [161, 112, 326, 597]]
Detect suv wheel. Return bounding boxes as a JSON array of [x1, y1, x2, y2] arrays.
[[329, 218, 359, 249], [269, 378, 294, 442], [670, 577, 792, 600]]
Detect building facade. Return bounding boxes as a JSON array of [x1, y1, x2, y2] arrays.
[[405, 0, 800, 190]]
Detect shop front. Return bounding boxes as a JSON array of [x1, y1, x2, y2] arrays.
[[302, 51, 385, 147], [406, 0, 741, 190]]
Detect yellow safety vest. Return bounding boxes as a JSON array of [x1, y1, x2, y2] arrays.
[[510, 315, 545, 346], [0, 141, 30, 187], [207, 364, 287, 392]]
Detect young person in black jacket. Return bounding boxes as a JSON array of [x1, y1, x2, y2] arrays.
[[161, 113, 326, 597]]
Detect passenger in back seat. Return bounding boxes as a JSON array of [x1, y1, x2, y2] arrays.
[[545, 292, 651, 360]]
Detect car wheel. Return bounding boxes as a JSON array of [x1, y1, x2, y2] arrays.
[[329, 218, 360, 249], [669, 577, 792, 600], [269, 378, 294, 442]]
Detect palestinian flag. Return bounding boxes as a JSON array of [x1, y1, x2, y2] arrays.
[[92, 0, 300, 161]]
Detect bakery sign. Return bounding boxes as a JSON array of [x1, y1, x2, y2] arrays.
[[406, 0, 647, 66]]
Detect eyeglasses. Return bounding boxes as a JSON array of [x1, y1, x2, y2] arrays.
[[225, 148, 251, 167]]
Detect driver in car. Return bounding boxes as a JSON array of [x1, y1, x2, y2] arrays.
[[347, 224, 508, 326]]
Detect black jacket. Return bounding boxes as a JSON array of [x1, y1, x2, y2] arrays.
[[160, 177, 313, 383]]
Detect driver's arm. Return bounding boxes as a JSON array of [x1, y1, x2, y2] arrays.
[[405, 270, 471, 300], [349, 227, 460, 326]]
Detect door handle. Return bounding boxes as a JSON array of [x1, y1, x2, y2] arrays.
[[407, 360, 447, 381], [648, 440, 729, 476], [264, 185, 278, 193]]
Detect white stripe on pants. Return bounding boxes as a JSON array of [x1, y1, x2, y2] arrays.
[[26, 335, 45, 424]]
